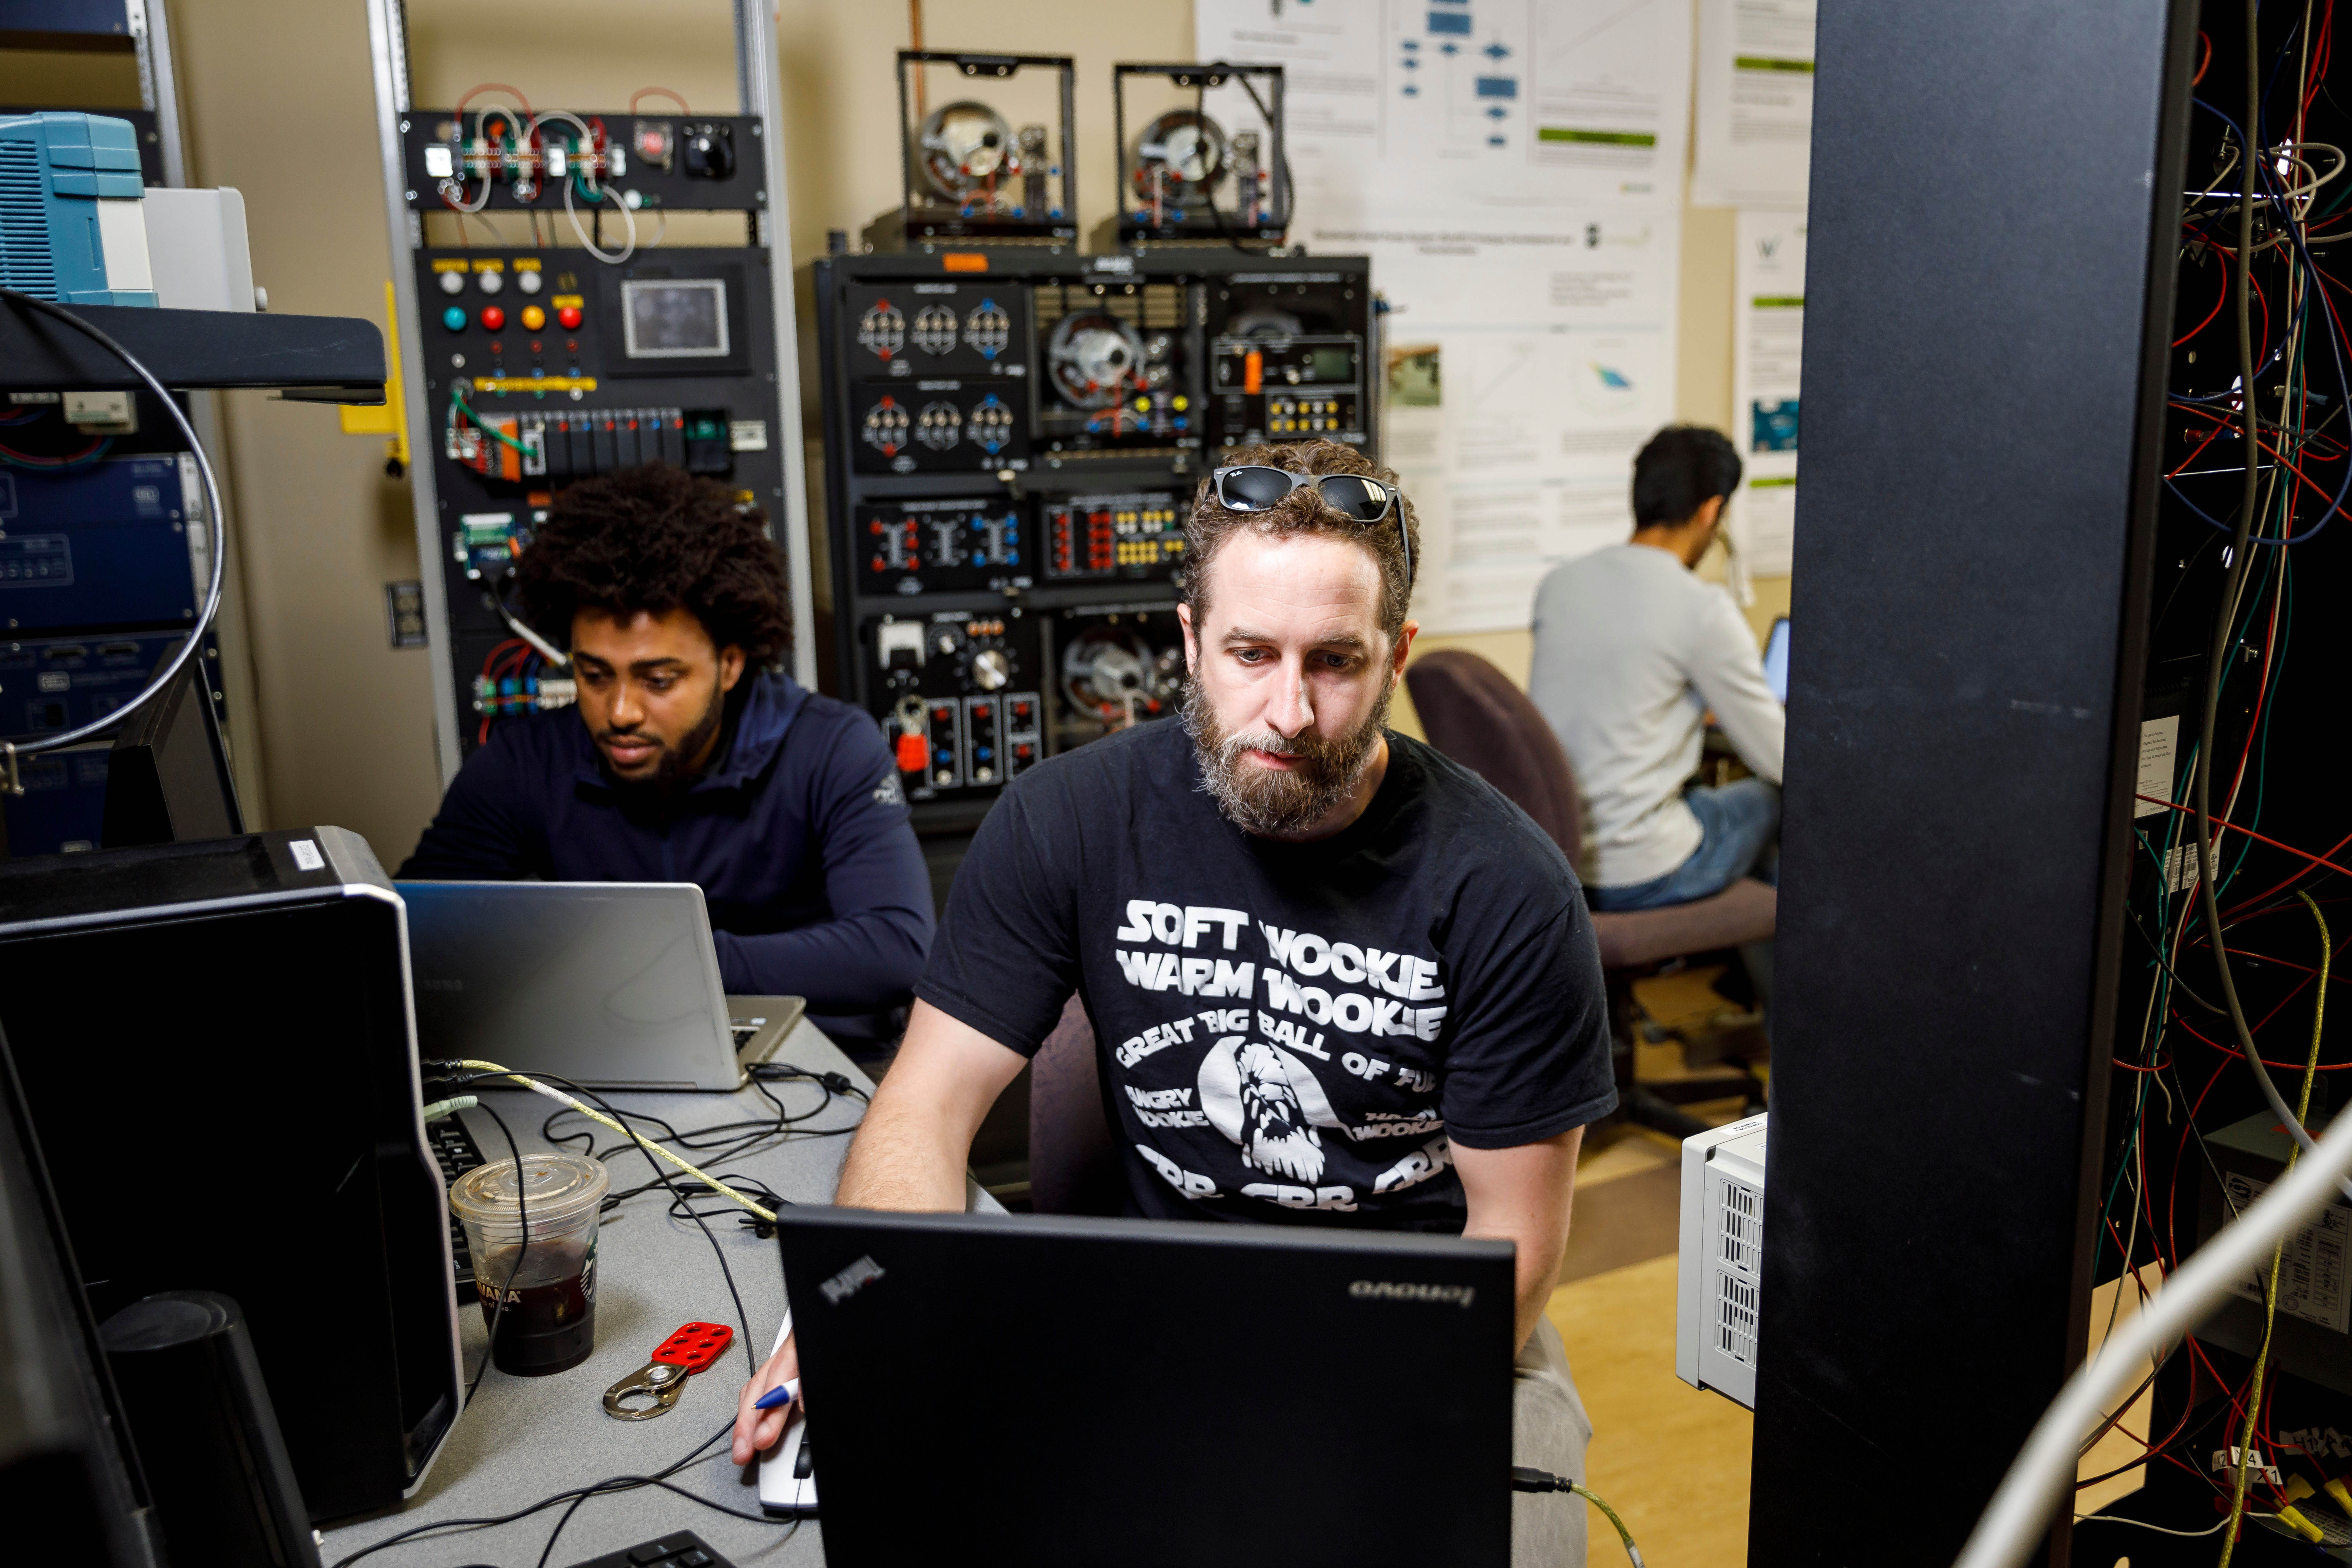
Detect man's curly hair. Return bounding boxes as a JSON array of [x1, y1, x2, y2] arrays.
[[1184, 438, 1418, 641], [514, 463, 793, 664]]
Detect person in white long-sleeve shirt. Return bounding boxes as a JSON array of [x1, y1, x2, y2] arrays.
[[1529, 426, 1785, 911]]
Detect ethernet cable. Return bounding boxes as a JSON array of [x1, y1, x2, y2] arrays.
[[438, 1060, 777, 1223]]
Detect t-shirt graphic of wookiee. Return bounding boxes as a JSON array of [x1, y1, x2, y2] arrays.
[[917, 722, 1616, 1231]]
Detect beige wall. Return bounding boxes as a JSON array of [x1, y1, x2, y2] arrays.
[[141, 0, 1777, 853]]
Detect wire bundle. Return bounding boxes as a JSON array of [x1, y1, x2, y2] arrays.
[[1974, 5, 2352, 1560]]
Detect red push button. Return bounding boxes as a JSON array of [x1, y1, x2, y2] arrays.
[[479, 306, 507, 331], [556, 305, 584, 330]]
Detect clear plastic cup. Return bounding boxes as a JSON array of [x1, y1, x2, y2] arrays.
[[448, 1152, 609, 1376]]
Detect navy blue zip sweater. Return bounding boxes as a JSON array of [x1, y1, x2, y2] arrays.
[[396, 672, 933, 1043]]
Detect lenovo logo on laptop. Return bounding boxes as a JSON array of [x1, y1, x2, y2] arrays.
[[821, 1254, 887, 1305], [1349, 1280, 1476, 1309]]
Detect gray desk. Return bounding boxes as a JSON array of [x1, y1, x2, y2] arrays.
[[320, 1019, 992, 1568]]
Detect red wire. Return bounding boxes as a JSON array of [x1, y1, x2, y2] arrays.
[[2225, 828, 2352, 917], [2175, 243, 2232, 347], [0, 436, 109, 466], [2184, 941, 2351, 984], [2169, 413, 2232, 477], [2195, 30, 2214, 86], [455, 83, 535, 116], [2170, 1011, 2352, 1070], [2134, 796, 2352, 880]]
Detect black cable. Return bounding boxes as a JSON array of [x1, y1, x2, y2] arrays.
[[327, 1418, 778, 1568], [2125, 899, 2225, 1015], [486, 1070, 760, 1377], [537, 1063, 858, 1182], [1192, 73, 1264, 256], [463, 1100, 527, 1405]]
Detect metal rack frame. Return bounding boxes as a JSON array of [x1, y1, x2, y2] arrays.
[[362, 0, 817, 787]]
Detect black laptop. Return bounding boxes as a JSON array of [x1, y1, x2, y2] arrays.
[[771, 1206, 1517, 1567]]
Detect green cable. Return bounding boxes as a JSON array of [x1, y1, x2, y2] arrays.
[[1572, 1479, 1645, 1568], [450, 385, 533, 453]]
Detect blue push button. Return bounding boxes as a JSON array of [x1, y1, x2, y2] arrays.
[[442, 305, 469, 332]]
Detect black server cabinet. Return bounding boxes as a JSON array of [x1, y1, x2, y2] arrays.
[[1754, 1, 2198, 1563]]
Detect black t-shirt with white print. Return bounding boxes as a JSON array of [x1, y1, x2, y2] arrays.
[[915, 720, 1617, 1231]]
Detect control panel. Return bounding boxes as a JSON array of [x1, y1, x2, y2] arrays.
[[858, 496, 1030, 596], [391, 99, 795, 768], [817, 250, 1374, 824], [1044, 491, 1184, 580], [869, 611, 1044, 799]]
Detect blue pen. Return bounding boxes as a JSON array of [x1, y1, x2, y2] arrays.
[[753, 1377, 801, 1412]]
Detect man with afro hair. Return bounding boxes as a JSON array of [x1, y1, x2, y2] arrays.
[[399, 464, 933, 1048]]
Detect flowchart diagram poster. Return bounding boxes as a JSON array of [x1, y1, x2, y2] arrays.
[[1199, 0, 1690, 632]]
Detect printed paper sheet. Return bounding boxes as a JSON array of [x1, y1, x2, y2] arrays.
[[1730, 208, 1805, 577], [1198, 0, 1691, 632]]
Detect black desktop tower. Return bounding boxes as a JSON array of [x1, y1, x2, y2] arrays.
[[0, 829, 462, 1522]]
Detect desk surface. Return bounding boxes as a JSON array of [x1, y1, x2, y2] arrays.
[[321, 1020, 978, 1568]]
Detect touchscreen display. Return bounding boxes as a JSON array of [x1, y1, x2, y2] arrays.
[[622, 280, 730, 358]]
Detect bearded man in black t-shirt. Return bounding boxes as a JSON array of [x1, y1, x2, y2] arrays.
[[734, 438, 1618, 1565]]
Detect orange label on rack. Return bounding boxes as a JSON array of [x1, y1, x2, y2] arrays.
[[512, 257, 542, 271], [551, 294, 585, 309], [431, 258, 469, 272], [941, 253, 989, 272], [471, 258, 504, 272]]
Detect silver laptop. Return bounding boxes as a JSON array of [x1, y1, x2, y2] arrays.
[[398, 881, 804, 1091]]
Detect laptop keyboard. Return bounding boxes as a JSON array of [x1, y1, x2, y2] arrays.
[[731, 1017, 766, 1051], [426, 1115, 487, 1302]]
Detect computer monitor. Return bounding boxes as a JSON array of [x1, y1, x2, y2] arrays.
[[774, 1206, 1517, 1567], [1762, 616, 1791, 705]]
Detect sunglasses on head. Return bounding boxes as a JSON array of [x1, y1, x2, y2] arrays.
[[1210, 465, 1412, 590]]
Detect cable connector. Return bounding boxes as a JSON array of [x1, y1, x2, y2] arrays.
[[1510, 1468, 1645, 1567], [421, 1095, 479, 1123]]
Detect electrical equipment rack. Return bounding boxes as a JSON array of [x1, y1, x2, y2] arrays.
[[814, 245, 1378, 831], [363, 0, 815, 785], [0, 0, 268, 856]]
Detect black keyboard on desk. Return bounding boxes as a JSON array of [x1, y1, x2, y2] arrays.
[[562, 1531, 735, 1568], [425, 1115, 486, 1302]]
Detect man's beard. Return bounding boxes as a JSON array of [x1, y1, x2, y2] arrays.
[[1181, 677, 1392, 838], [597, 688, 725, 791]]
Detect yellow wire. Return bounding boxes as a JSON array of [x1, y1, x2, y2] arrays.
[[455, 1058, 778, 1223], [2218, 891, 2328, 1565]]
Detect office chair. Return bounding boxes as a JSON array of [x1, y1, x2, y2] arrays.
[[1402, 650, 1774, 1138]]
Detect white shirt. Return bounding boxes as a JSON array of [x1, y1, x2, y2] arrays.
[[1527, 544, 1786, 889]]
